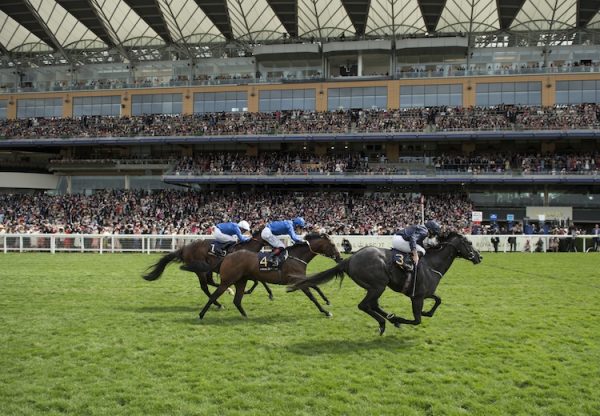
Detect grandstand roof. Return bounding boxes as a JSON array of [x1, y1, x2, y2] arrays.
[[1, 0, 599, 63]]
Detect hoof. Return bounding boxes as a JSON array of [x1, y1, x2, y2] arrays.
[[214, 304, 224, 310], [325, 311, 333, 318], [379, 326, 386, 336], [226, 288, 234, 295], [198, 314, 204, 320], [325, 301, 331, 306], [269, 295, 274, 301]]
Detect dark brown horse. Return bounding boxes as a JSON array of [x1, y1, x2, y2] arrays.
[[143, 229, 272, 308], [198, 233, 342, 320]]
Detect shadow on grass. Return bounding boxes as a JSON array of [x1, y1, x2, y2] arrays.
[[123, 306, 199, 313], [183, 313, 301, 326], [286, 334, 415, 355]]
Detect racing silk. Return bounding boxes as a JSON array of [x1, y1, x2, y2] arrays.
[[397, 224, 429, 251], [267, 220, 304, 243], [216, 222, 250, 242]]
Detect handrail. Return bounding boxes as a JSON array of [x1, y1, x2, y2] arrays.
[[0, 233, 597, 254]]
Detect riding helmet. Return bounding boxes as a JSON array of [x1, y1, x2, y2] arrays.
[[425, 220, 441, 235], [293, 217, 306, 228]]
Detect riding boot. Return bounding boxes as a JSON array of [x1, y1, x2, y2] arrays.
[[270, 247, 282, 267], [402, 273, 413, 294]]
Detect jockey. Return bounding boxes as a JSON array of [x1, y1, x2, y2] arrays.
[[261, 217, 306, 265], [392, 220, 441, 292], [211, 220, 251, 256]]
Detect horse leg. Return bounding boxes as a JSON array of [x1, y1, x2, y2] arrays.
[[261, 282, 274, 300], [195, 272, 223, 309], [390, 297, 424, 327], [371, 303, 397, 323], [301, 288, 332, 317], [233, 280, 248, 317], [311, 285, 330, 305], [421, 295, 441, 317], [357, 287, 387, 335], [199, 284, 229, 320], [244, 280, 259, 294]]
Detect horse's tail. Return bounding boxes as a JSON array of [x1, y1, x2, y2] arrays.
[[287, 258, 349, 292], [142, 249, 184, 281]]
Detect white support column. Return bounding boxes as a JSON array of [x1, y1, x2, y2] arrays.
[[357, 52, 363, 76], [50, 235, 55, 254]]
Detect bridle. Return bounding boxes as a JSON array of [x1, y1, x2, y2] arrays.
[[441, 237, 479, 261]]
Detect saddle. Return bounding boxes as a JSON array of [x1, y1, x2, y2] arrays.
[[257, 250, 288, 271], [209, 241, 236, 257], [391, 249, 414, 272]]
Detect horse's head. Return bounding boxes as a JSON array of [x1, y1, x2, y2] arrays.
[[304, 233, 343, 263], [441, 232, 482, 264]]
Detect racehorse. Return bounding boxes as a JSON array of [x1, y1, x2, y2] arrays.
[[288, 232, 482, 335], [198, 233, 342, 320], [142, 229, 273, 308]]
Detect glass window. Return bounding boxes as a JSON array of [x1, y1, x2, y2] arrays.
[[400, 84, 463, 108], [0, 100, 7, 120], [555, 80, 600, 104], [16, 98, 62, 118], [131, 94, 182, 115], [194, 91, 248, 113], [73, 95, 120, 116], [476, 82, 541, 106], [258, 89, 315, 112], [328, 86, 387, 110]]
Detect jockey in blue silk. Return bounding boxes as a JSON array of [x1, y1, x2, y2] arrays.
[[213, 220, 251, 244], [261, 217, 306, 264], [392, 220, 441, 292]]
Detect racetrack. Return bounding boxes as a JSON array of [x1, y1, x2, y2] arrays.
[[1, 253, 599, 415]]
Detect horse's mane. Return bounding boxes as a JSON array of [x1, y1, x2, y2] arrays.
[[439, 231, 463, 242], [426, 231, 463, 252], [305, 232, 327, 241]]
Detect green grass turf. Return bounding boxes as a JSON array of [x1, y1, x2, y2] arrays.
[[1, 252, 599, 416]]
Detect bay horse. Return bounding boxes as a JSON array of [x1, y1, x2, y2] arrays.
[[198, 233, 342, 320], [288, 232, 482, 335], [142, 229, 273, 308]]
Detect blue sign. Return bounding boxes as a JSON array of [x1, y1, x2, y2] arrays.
[[507, 214, 515, 222], [490, 214, 497, 221]]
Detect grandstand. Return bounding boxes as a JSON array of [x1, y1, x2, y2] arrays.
[[1, 0, 600, 244]]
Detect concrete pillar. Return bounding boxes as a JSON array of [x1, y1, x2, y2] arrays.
[[182, 89, 193, 115], [388, 82, 400, 110], [542, 77, 555, 107], [316, 86, 327, 112], [6, 96, 17, 119], [386, 143, 399, 162], [121, 93, 131, 117], [541, 142, 555, 153], [247, 87, 258, 112], [246, 144, 258, 156], [315, 143, 327, 156], [462, 142, 476, 154], [63, 94, 73, 118]]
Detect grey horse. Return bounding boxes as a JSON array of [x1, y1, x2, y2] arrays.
[[288, 232, 482, 335]]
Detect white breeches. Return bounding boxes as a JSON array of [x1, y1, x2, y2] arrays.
[[213, 228, 238, 243], [392, 235, 426, 255], [261, 227, 285, 249]]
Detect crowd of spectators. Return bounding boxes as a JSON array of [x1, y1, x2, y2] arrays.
[[2, 105, 600, 140], [0, 191, 472, 236], [433, 152, 600, 175], [43, 151, 600, 176], [170, 153, 395, 175]]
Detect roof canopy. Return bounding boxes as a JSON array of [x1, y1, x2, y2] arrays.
[[0, 0, 598, 60]]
